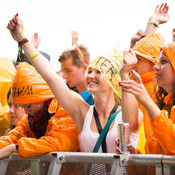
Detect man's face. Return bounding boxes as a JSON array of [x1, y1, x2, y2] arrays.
[[61, 57, 86, 88], [8, 97, 25, 126]]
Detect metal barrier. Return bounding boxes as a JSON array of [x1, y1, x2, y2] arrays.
[[1, 152, 175, 175]]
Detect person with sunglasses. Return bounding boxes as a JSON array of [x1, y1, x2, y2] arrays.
[[58, 34, 94, 105]]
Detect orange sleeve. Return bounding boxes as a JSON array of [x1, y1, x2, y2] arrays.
[[151, 109, 175, 154], [18, 112, 79, 158], [0, 115, 34, 149]]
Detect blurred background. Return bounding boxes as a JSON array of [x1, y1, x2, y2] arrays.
[[1, 0, 175, 71]]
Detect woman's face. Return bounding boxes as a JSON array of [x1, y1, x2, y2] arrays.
[[85, 67, 113, 95], [154, 50, 175, 93], [18, 101, 45, 116], [134, 55, 154, 75]]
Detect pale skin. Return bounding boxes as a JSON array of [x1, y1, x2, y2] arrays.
[[7, 15, 118, 134], [144, 3, 170, 36], [130, 3, 170, 48], [7, 15, 141, 154]]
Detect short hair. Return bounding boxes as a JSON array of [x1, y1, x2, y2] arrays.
[[58, 44, 90, 67]]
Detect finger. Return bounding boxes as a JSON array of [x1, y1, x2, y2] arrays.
[[7, 23, 15, 31], [130, 70, 142, 83], [129, 49, 138, 62], [159, 3, 164, 12], [154, 5, 159, 12], [10, 19, 16, 28], [124, 55, 134, 64]]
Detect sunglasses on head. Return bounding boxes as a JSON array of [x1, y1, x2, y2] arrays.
[[68, 45, 87, 64]]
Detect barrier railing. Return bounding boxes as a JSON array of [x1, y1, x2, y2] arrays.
[[0, 152, 175, 175]]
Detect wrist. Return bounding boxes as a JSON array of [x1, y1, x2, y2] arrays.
[[148, 17, 160, 25], [16, 34, 25, 43], [120, 73, 130, 80]]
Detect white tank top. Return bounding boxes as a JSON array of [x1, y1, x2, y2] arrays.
[[79, 106, 139, 153]]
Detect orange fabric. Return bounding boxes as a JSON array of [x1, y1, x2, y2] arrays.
[[0, 57, 16, 135], [162, 42, 175, 71], [136, 71, 156, 154], [145, 93, 175, 154], [0, 106, 79, 158], [11, 62, 55, 104], [133, 33, 165, 64], [140, 71, 156, 139]]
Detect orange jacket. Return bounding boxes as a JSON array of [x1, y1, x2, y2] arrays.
[[145, 93, 175, 154], [0, 57, 16, 135], [136, 71, 156, 153], [0, 106, 79, 158], [140, 71, 156, 139]]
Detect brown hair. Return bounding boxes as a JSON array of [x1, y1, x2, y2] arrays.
[[154, 85, 175, 115], [58, 44, 90, 68]]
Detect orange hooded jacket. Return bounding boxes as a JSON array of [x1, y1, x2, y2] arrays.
[[0, 57, 16, 136], [0, 63, 79, 158], [132, 33, 165, 154], [145, 93, 175, 154], [145, 42, 175, 154]]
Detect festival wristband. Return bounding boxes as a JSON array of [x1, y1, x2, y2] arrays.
[[28, 53, 41, 61], [147, 21, 159, 28]]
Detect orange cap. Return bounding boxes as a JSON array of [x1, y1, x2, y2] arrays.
[[162, 42, 175, 71], [11, 62, 55, 104], [133, 33, 165, 64]]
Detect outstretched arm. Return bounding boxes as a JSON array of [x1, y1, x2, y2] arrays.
[[7, 15, 88, 130], [120, 49, 143, 133], [144, 3, 170, 36]]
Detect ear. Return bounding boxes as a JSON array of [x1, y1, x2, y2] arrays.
[[83, 63, 88, 71]]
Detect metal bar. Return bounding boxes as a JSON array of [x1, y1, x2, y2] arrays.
[[0, 159, 9, 175], [110, 155, 125, 175], [47, 155, 62, 175], [51, 152, 115, 164], [30, 159, 40, 175]]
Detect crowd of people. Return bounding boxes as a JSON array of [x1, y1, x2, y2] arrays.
[[0, 3, 175, 169]]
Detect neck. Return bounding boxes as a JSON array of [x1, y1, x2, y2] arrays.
[[94, 93, 116, 119], [76, 80, 87, 94]]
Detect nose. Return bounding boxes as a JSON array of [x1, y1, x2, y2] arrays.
[[153, 62, 160, 71], [9, 105, 15, 114], [62, 72, 68, 80]]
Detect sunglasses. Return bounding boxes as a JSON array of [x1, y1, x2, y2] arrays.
[[68, 45, 87, 64]]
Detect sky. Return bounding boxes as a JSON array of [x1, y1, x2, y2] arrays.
[[1, 0, 175, 71]]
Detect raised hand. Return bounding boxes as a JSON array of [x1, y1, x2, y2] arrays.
[[120, 49, 138, 80], [31, 32, 41, 49], [71, 31, 78, 46], [130, 29, 144, 48], [7, 14, 24, 42], [149, 3, 170, 25]]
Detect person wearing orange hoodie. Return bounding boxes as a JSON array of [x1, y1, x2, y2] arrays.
[[0, 62, 79, 159], [120, 41, 175, 154], [0, 57, 16, 136]]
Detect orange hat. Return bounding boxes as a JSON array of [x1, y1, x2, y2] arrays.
[[162, 42, 175, 71], [133, 33, 165, 64], [11, 62, 55, 104]]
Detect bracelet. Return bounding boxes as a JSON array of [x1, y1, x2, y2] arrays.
[[17, 37, 29, 62], [18, 37, 29, 46], [28, 52, 40, 61], [148, 21, 159, 28]]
